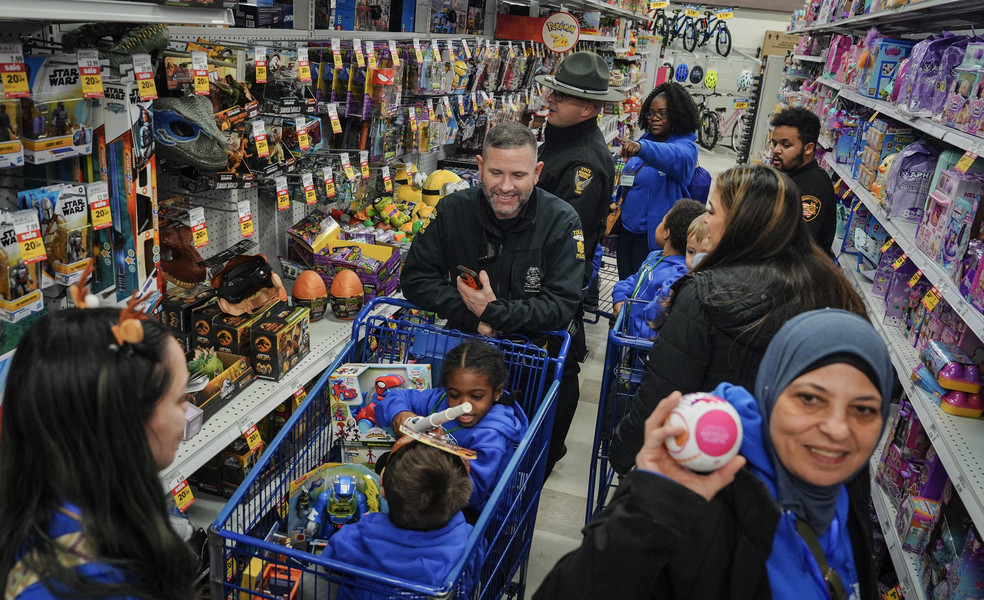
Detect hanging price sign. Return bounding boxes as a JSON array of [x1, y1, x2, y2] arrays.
[[326, 103, 342, 134], [189, 207, 209, 249], [382, 165, 393, 192], [892, 252, 908, 270], [295, 117, 310, 151], [341, 152, 358, 181], [442, 95, 453, 117], [733, 99, 749, 109], [254, 45, 268, 83], [191, 51, 210, 96], [447, 39, 456, 62], [297, 46, 312, 82], [716, 10, 734, 19], [366, 41, 377, 69], [237, 200, 254, 238], [880, 239, 894, 253], [471, 92, 478, 112], [353, 38, 366, 68], [78, 49, 104, 99], [359, 150, 370, 179], [133, 53, 157, 101], [0, 44, 29, 98], [389, 40, 401, 67], [13, 210, 46, 265], [955, 150, 978, 174], [408, 106, 418, 132], [88, 182, 112, 231], [413, 39, 424, 64], [322, 166, 336, 198], [684, 8, 700, 17], [432, 39, 442, 61], [922, 287, 943, 312], [427, 98, 436, 122], [302, 172, 317, 204], [239, 417, 263, 452], [907, 269, 923, 288], [276, 176, 290, 210], [168, 472, 195, 513], [252, 120, 270, 157], [651, 1, 669, 8], [461, 38, 472, 60], [457, 94, 466, 113], [507, 41, 515, 59], [330, 39, 343, 71]]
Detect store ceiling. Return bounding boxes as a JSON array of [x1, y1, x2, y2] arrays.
[[704, 0, 803, 10]]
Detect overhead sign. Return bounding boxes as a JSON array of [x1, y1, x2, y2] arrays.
[[542, 12, 580, 53]]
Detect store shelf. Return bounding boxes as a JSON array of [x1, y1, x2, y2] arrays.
[[159, 317, 352, 489], [169, 26, 490, 42], [791, 0, 984, 34], [818, 77, 845, 91], [793, 53, 825, 63], [836, 253, 984, 534], [613, 81, 643, 92], [6, 0, 233, 24], [868, 453, 927, 600], [580, 34, 619, 43]]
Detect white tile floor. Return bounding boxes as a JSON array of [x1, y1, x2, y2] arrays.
[[524, 145, 739, 595]]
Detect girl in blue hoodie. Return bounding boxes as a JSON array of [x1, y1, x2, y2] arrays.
[[376, 340, 529, 514]]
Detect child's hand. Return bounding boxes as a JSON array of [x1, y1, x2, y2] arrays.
[[613, 301, 624, 317], [635, 392, 746, 502], [392, 411, 419, 435]]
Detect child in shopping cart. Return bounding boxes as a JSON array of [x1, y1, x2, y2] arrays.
[[685, 214, 713, 270], [376, 340, 529, 516], [612, 199, 708, 339], [323, 439, 477, 599]]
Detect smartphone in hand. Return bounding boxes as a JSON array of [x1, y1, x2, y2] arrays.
[[457, 265, 483, 290]]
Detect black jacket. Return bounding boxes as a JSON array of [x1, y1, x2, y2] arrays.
[[401, 185, 584, 333], [533, 468, 879, 600], [789, 160, 837, 255], [610, 264, 791, 475], [537, 119, 615, 285]]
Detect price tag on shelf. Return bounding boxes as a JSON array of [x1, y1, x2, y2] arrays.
[[191, 51, 210, 96], [353, 38, 366, 68], [13, 210, 46, 265], [330, 38, 343, 71], [412, 38, 424, 64], [302, 171, 317, 205], [922, 286, 943, 311], [382, 165, 393, 192], [471, 92, 478, 112], [955, 149, 979, 173], [651, 1, 668, 8], [189, 207, 209, 249], [408, 106, 418, 132], [295, 117, 310, 151], [892, 252, 908, 270], [880, 238, 894, 253], [238, 416, 264, 452], [732, 99, 748, 109], [366, 40, 377, 69], [907, 269, 923, 288], [252, 120, 269, 157], [237, 200, 254, 238], [133, 53, 157, 101], [326, 103, 342, 134], [461, 38, 472, 60], [276, 176, 289, 210], [446, 39, 456, 62], [323, 166, 336, 198], [77, 49, 104, 98], [294, 382, 308, 402], [442, 95, 453, 117], [254, 45, 267, 83], [426, 98, 436, 121], [924, 422, 940, 442], [0, 43, 29, 99], [168, 471, 195, 513], [457, 94, 466, 114], [87, 182, 112, 231], [716, 10, 734, 19], [431, 38, 442, 61], [341, 152, 357, 181], [297, 46, 312, 82], [507, 40, 515, 59], [389, 40, 400, 67], [685, 8, 699, 17], [359, 150, 370, 179]]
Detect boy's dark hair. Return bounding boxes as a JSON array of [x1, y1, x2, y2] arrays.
[[441, 340, 508, 393], [664, 199, 707, 254], [769, 106, 820, 146], [638, 81, 699, 136], [383, 442, 472, 531]]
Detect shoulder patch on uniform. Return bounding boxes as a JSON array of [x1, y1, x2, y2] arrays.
[[574, 166, 593, 195], [572, 228, 586, 261], [801, 195, 821, 222]]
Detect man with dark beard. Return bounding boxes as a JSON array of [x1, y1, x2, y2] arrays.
[[769, 107, 836, 256]]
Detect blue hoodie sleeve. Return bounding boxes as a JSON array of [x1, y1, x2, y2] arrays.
[[613, 273, 637, 304], [636, 134, 699, 184], [640, 261, 689, 326], [460, 404, 529, 510], [375, 389, 447, 431]]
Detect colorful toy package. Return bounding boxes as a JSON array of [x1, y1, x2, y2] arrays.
[[0, 216, 44, 322], [21, 54, 94, 164], [285, 462, 386, 541], [17, 183, 92, 285], [0, 97, 23, 168], [329, 362, 432, 444]]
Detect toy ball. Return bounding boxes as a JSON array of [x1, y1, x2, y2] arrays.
[[330, 269, 364, 321], [292, 270, 328, 322], [421, 170, 465, 208], [704, 69, 718, 89], [664, 392, 743, 473], [689, 65, 704, 85], [737, 69, 754, 90], [675, 63, 689, 83]]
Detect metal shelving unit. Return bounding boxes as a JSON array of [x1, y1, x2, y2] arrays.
[[791, 0, 984, 34], [5, 0, 233, 24]]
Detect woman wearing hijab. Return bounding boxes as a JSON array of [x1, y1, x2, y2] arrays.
[[534, 309, 893, 600]]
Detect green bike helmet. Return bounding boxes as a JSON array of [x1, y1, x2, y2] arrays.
[[704, 69, 718, 89]]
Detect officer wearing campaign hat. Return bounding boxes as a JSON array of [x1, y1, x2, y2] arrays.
[[535, 51, 622, 477]]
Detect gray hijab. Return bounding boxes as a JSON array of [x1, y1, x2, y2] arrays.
[[753, 308, 894, 533]]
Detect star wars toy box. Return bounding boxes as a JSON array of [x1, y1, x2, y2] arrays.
[[17, 184, 93, 286], [185, 350, 256, 422], [0, 216, 44, 323], [329, 362, 432, 446], [101, 79, 161, 303], [250, 301, 311, 381], [21, 54, 94, 164], [0, 96, 24, 169]]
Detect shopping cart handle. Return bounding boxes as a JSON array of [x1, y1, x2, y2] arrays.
[[405, 403, 473, 432]]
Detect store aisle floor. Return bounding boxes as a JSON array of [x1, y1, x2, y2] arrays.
[[524, 145, 738, 594]]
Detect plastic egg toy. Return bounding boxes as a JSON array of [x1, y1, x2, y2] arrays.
[[330, 269, 364, 320], [664, 393, 743, 472], [292, 270, 328, 322]]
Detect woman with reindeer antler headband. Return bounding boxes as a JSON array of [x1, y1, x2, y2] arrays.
[[0, 265, 197, 600]]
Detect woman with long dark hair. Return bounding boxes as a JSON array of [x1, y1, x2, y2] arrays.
[[609, 164, 866, 474], [0, 308, 196, 599]]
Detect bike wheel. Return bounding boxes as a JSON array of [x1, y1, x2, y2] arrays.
[[729, 114, 748, 151], [693, 19, 707, 48], [654, 13, 667, 38], [699, 112, 719, 150], [683, 22, 698, 52], [716, 25, 732, 57]]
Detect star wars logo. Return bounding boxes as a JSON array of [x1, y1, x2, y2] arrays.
[[48, 68, 79, 88], [104, 86, 127, 101], [63, 197, 87, 216], [0, 229, 16, 247]]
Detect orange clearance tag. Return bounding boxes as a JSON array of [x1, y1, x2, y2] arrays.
[[13, 211, 46, 264], [88, 182, 112, 231], [922, 287, 943, 312], [238, 200, 254, 238], [907, 269, 923, 288], [276, 176, 289, 210], [297, 46, 312, 82], [189, 207, 208, 249], [323, 167, 336, 198], [252, 120, 269, 157], [302, 172, 317, 204], [254, 45, 268, 83], [892, 252, 908, 270], [78, 49, 104, 99]]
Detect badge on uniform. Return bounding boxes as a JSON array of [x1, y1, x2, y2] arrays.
[[619, 172, 636, 187], [574, 166, 593, 195], [572, 229, 585, 261], [802, 195, 821, 222]]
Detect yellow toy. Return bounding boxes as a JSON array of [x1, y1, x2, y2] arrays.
[[394, 163, 423, 204], [421, 170, 464, 208]]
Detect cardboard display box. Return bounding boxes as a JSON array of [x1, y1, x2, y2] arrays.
[[328, 362, 432, 442], [250, 302, 310, 381], [185, 351, 256, 421]]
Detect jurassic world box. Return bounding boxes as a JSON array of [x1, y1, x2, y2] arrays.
[[250, 301, 310, 381], [185, 350, 256, 422]]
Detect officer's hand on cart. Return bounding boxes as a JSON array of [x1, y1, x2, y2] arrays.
[[477, 322, 498, 338], [616, 137, 641, 158], [636, 392, 746, 502], [457, 269, 496, 318]]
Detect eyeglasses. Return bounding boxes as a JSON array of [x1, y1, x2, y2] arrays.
[[546, 88, 585, 104], [645, 110, 670, 121]]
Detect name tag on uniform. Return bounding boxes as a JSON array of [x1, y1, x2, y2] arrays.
[[620, 173, 636, 187]]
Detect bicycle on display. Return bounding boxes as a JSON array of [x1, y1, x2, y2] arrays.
[[694, 92, 753, 152], [693, 8, 733, 57], [652, 6, 699, 52]]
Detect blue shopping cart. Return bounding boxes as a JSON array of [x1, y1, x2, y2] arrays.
[[208, 297, 569, 600], [584, 301, 654, 524]]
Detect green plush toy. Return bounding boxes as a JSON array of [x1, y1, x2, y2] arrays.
[[189, 348, 224, 380]]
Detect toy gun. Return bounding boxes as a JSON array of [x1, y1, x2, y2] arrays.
[[404, 402, 473, 432]]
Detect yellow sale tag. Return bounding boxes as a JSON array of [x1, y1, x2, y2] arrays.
[[298, 128, 310, 151], [880, 239, 894, 252], [240, 215, 254, 237], [255, 134, 269, 157], [892, 253, 908, 270], [278, 188, 289, 210], [907, 269, 923, 288], [226, 557, 236, 580], [367, 50, 377, 69], [80, 67, 103, 99], [136, 72, 157, 101], [193, 224, 208, 248], [685, 8, 699, 17], [2, 65, 29, 98], [299, 61, 311, 81], [360, 155, 370, 179], [733, 101, 748, 109], [717, 11, 733, 19], [301, 184, 314, 204], [324, 172, 336, 198], [90, 200, 111, 230], [344, 163, 357, 181], [651, 1, 668, 7], [244, 424, 263, 451], [955, 151, 978, 173], [409, 110, 418, 132], [922, 287, 942, 312], [256, 62, 267, 83], [194, 71, 209, 96], [354, 42, 366, 68], [383, 167, 393, 192], [17, 230, 46, 264], [327, 104, 342, 134], [389, 40, 400, 67], [171, 479, 195, 513]]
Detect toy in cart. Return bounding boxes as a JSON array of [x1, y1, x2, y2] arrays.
[[329, 363, 431, 444], [286, 463, 385, 541]]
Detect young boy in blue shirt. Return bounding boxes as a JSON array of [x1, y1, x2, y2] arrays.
[[612, 199, 707, 339]]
